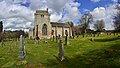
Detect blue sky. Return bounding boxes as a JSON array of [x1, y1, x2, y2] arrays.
[[75, 0, 115, 14]]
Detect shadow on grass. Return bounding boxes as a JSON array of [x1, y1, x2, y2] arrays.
[[94, 37, 120, 42], [45, 43, 120, 68]]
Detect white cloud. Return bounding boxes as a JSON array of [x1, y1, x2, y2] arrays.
[[29, 0, 46, 10], [50, 13, 62, 22], [0, 0, 81, 30], [62, 1, 81, 22], [112, 0, 118, 2], [90, 4, 117, 30], [0, 1, 34, 30], [90, 7, 106, 19], [91, 0, 100, 3]]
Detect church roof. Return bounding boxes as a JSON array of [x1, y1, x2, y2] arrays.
[[50, 22, 70, 28]]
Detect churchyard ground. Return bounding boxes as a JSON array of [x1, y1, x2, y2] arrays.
[[0, 34, 120, 68]]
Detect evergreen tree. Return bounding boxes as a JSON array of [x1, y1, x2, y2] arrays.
[[0, 21, 3, 33]]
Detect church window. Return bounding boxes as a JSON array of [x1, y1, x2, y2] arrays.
[[41, 15, 44, 18], [42, 24, 47, 36]]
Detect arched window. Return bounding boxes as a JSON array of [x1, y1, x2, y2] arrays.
[[42, 24, 47, 36]]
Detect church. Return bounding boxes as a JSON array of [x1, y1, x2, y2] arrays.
[[29, 9, 72, 39]]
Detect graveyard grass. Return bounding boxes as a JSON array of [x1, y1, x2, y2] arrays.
[[0, 34, 120, 68]]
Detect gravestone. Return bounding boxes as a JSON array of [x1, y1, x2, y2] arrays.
[[82, 34, 84, 38], [44, 38, 47, 43], [73, 34, 75, 39], [90, 38, 94, 41], [52, 36, 54, 41], [114, 33, 115, 36], [38, 39, 40, 45], [58, 38, 64, 61], [34, 39, 36, 44], [58, 34, 61, 40], [56, 36, 58, 43], [18, 35, 25, 60], [65, 30, 69, 45], [107, 33, 108, 35], [0, 40, 5, 47], [110, 33, 111, 35], [93, 34, 95, 37]]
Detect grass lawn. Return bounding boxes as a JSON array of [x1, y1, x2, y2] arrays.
[[0, 34, 120, 68]]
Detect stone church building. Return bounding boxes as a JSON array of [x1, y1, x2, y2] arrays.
[[29, 9, 72, 39]]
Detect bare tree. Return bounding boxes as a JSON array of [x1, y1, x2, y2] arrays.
[[94, 20, 105, 32], [79, 13, 93, 37], [113, 1, 120, 32]]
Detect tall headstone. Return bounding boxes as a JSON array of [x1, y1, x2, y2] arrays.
[[18, 35, 24, 60], [58, 38, 64, 61], [65, 30, 69, 45]]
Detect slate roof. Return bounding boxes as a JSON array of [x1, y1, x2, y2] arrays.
[[50, 22, 70, 28]]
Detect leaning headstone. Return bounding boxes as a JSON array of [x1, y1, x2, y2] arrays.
[[18, 35, 24, 60], [58, 38, 64, 61]]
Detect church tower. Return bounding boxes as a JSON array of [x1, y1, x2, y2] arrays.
[[34, 8, 51, 39]]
